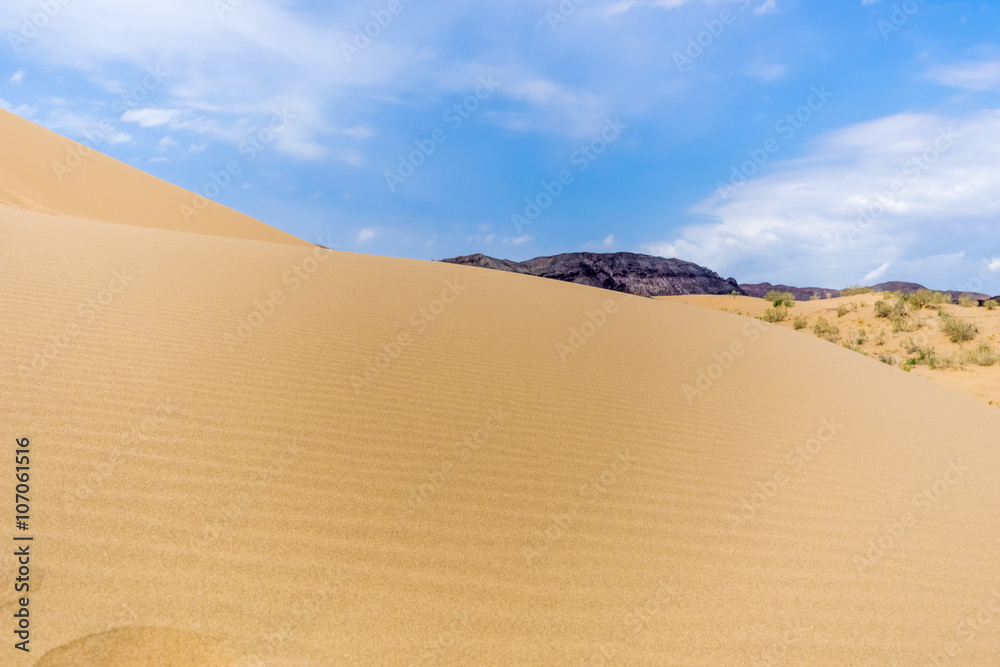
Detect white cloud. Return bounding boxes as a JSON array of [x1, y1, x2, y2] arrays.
[[603, 234, 615, 247], [753, 0, 779, 15], [149, 156, 170, 163], [924, 59, 1000, 92], [357, 228, 377, 243], [506, 235, 533, 245], [644, 109, 1000, 287], [988, 258, 1000, 273], [0, 98, 35, 118], [746, 63, 788, 82], [121, 108, 182, 127], [189, 143, 207, 153], [157, 136, 178, 152], [106, 132, 132, 145], [602, 1, 638, 18], [9, 70, 24, 84], [862, 262, 891, 283]]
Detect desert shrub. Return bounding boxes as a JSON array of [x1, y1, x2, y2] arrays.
[[842, 343, 869, 356], [874, 300, 892, 318], [813, 317, 840, 342], [761, 305, 789, 323], [957, 295, 976, 307], [986, 300, 998, 310], [837, 305, 849, 318], [891, 314, 917, 333], [961, 343, 999, 367], [764, 290, 796, 308], [873, 329, 886, 346], [877, 352, 896, 366], [941, 314, 977, 343], [902, 340, 938, 370], [809, 294, 821, 301], [792, 316, 808, 330], [853, 329, 867, 346], [840, 285, 872, 297]]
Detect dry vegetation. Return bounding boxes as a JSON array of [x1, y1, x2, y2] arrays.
[[759, 289, 1000, 376]]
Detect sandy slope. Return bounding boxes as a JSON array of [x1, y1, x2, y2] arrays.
[[0, 108, 306, 246], [0, 205, 999, 665], [664, 293, 1000, 407], [3, 111, 1000, 664]]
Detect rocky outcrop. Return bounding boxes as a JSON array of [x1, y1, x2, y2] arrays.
[[440, 252, 744, 298]]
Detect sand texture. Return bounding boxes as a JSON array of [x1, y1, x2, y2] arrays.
[[2, 112, 1000, 664]]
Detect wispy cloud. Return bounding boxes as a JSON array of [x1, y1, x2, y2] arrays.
[[9, 70, 24, 84], [862, 262, 891, 283], [923, 59, 1000, 92]]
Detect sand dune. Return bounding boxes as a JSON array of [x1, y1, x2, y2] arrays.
[[4, 114, 1000, 664], [0, 108, 306, 246]]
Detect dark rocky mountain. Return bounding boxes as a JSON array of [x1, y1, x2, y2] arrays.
[[439, 252, 744, 298], [740, 282, 838, 301]]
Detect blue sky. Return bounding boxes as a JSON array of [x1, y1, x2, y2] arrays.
[[2, 0, 1000, 291]]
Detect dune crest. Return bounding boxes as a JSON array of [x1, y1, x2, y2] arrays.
[[0, 109, 307, 245]]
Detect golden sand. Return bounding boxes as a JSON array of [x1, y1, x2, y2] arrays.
[[3, 112, 1000, 665]]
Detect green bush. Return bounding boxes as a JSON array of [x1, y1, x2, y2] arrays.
[[941, 314, 977, 343], [986, 300, 998, 310], [840, 285, 873, 297], [837, 305, 849, 318], [877, 352, 896, 366], [792, 316, 807, 330], [764, 290, 796, 308], [958, 295, 977, 308]]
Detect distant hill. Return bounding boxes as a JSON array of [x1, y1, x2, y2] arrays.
[[740, 282, 839, 301], [441, 252, 993, 304], [440, 252, 744, 298]]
